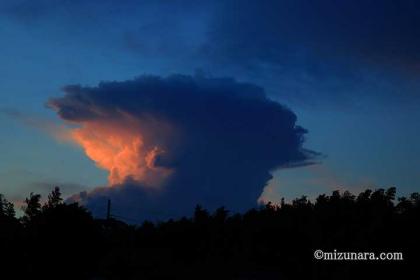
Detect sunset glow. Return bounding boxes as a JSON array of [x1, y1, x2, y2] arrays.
[[70, 119, 172, 187]]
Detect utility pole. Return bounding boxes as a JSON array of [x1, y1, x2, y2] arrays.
[[106, 199, 111, 220]]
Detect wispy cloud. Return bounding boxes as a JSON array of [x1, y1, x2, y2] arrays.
[[0, 107, 74, 143]]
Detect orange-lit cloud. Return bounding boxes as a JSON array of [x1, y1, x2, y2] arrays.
[[50, 74, 317, 221], [70, 116, 173, 187]]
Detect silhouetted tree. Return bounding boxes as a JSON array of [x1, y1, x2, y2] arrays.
[[0, 194, 15, 218], [213, 206, 229, 222], [410, 192, 420, 206], [0, 186, 418, 279], [4, 200, 15, 218], [0, 194, 5, 216], [21, 192, 41, 224], [43, 186, 63, 210], [194, 204, 210, 223], [386, 187, 397, 201]]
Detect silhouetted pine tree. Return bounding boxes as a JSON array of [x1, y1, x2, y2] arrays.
[[21, 192, 41, 224], [43, 186, 63, 210]]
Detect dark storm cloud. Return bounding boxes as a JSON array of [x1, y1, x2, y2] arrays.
[[205, 0, 420, 73], [3, 0, 420, 106], [49, 74, 317, 221], [3, 0, 420, 77], [194, 0, 420, 108], [8, 0, 419, 67]]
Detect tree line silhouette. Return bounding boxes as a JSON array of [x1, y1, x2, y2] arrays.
[[0, 186, 419, 279]]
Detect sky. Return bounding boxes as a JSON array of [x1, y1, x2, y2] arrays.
[[0, 0, 419, 219]]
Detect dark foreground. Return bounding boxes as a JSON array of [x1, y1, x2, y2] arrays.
[[1, 187, 419, 279]]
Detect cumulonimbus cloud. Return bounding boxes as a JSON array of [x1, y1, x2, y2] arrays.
[[49, 74, 318, 221]]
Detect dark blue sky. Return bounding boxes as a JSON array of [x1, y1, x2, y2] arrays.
[[0, 0, 419, 215]]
